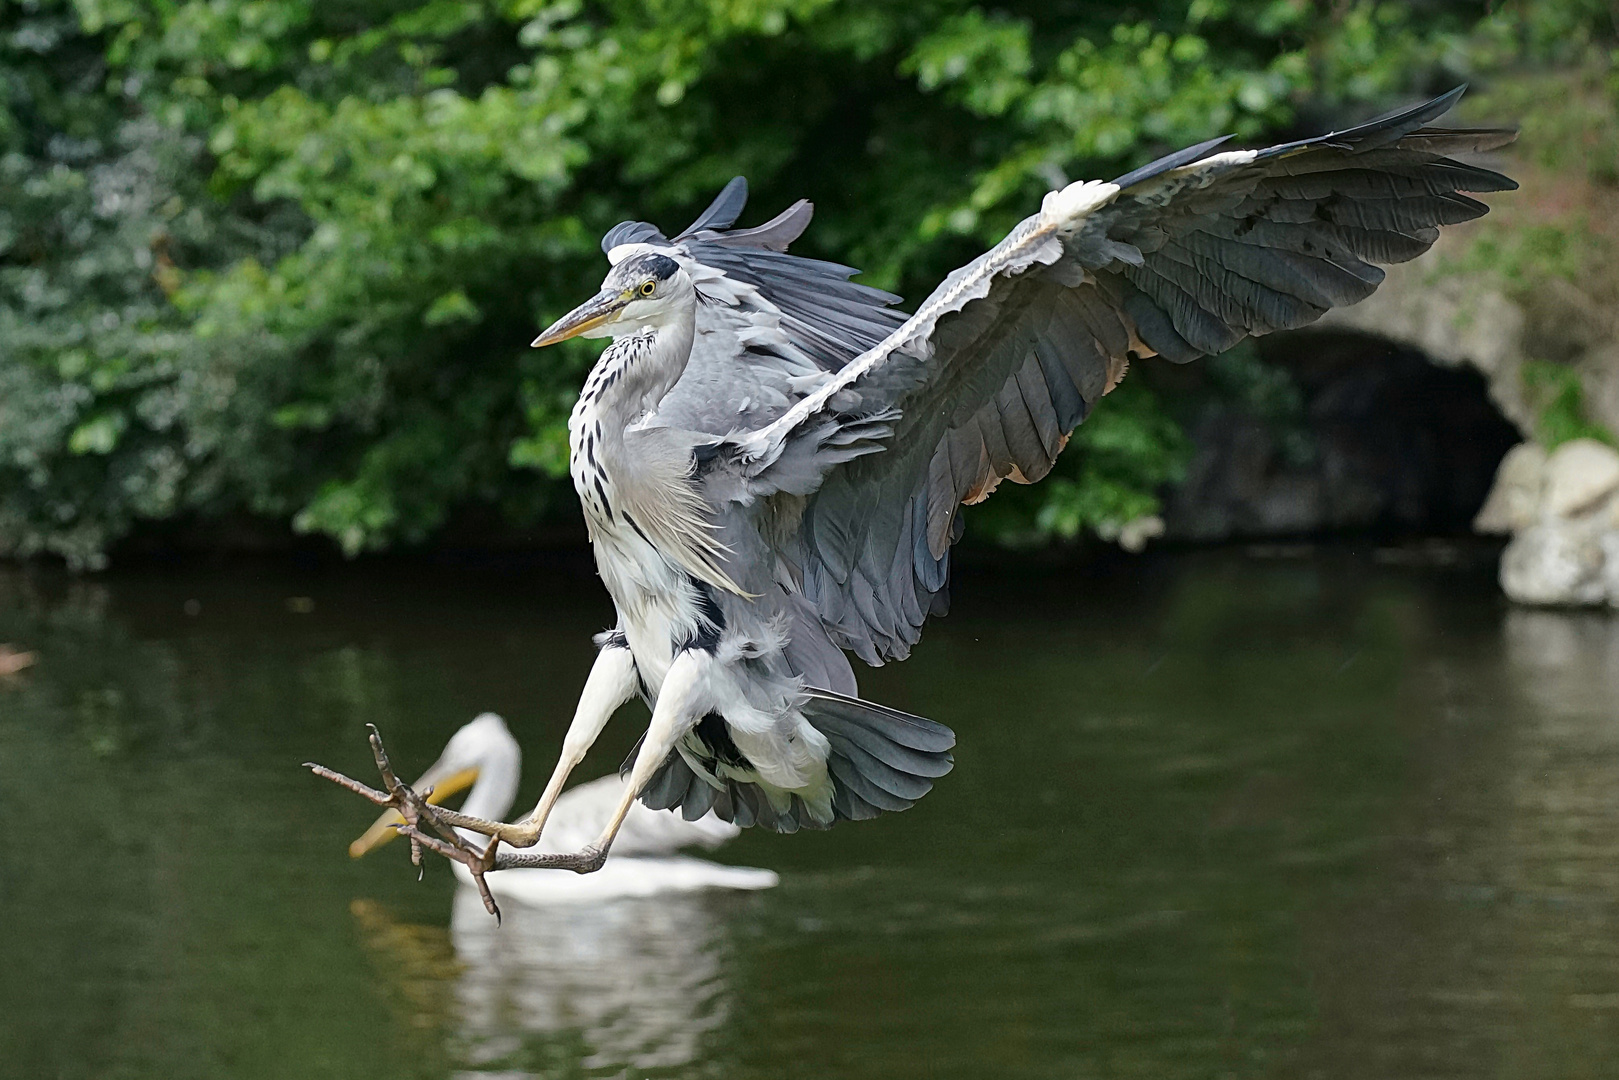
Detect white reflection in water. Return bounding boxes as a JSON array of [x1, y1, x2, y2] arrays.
[[1499, 610, 1619, 900], [448, 887, 732, 1073], [345, 718, 774, 1076], [1503, 610, 1619, 722]]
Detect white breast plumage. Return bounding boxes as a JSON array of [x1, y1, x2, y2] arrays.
[[569, 332, 713, 692]]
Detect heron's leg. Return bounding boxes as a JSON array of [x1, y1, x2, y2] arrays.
[[407, 648, 713, 877], [415, 640, 638, 847], [514, 641, 639, 840]]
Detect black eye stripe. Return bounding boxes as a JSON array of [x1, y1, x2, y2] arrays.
[[642, 253, 679, 280]]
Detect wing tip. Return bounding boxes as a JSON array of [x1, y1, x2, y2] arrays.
[[1111, 133, 1236, 190], [679, 175, 750, 237]]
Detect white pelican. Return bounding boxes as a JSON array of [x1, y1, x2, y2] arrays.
[[348, 713, 778, 904]]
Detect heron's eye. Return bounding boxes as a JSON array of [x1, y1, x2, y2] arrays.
[[640, 281, 656, 297]]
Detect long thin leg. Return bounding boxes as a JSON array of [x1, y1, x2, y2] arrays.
[[578, 647, 711, 856], [423, 638, 638, 847], [407, 649, 713, 876], [517, 641, 638, 837]]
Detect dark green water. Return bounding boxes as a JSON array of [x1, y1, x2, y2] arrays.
[[4, 547, 1618, 1079]]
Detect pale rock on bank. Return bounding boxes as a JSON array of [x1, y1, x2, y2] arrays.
[[1478, 439, 1619, 607]]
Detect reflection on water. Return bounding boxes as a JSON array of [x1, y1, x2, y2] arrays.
[[4, 549, 1619, 1079], [450, 889, 729, 1072], [351, 889, 737, 1075]]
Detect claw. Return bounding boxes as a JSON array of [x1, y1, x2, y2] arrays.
[[397, 824, 503, 923], [304, 762, 391, 806], [310, 724, 611, 923]]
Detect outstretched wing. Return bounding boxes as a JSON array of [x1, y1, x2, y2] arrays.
[[724, 87, 1516, 665], [604, 179, 908, 436]]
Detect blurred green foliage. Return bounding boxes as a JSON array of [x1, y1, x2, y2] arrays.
[[1523, 359, 1617, 449], [0, 0, 1605, 566], [1457, 10, 1619, 450]]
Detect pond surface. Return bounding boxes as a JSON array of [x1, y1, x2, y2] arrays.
[[4, 546, 1619, 1079]]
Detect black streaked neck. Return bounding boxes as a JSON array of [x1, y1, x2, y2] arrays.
[[585, 303, 696, 429]]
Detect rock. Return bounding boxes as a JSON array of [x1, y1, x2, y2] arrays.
[[1161, 339, 1519, 543], [1115, 515, 1164, 554], [1500, 524, 1610, 606], [1603, 533, 1619, 609], [1308, 168, 1619, 611], [1523, 276, 1615, 363], [1543, 438, 1619, 518], [1482, 440, 1619, 607], [1317, 249, 1534, 433], [1474, 442, 1548, 534], [1580, 344, 1619, 438]]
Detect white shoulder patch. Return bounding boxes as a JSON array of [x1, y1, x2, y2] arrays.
[[607, 242, 662, 265], [1039, 180, 1121, 228], [1172, 148, 1261, 184]]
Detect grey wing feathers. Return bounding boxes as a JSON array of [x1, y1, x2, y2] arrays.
[[680, 240, 905, 372], [726, 87, 1513, 665], [595, 175, 750, 252], [600, 218, 666, 253], [682, 175, 750, 234], [1109, 134, 1234, 189], [1096, 91, 1515, 365], [629, 178, 911, 442]]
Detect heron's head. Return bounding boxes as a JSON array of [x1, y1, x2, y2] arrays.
[[531, 251, 692, 347]]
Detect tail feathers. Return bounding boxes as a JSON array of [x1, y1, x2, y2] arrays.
[[802, 688, 956, 751], [804, 689, 954, 823], [627, 690, 954, 833], [629, 740, 830, 834]]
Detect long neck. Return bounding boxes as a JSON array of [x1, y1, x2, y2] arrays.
[[453, 740, 521, 848], [568, 295, 742, 600], [569, 296, 696, 532], [580, 302, 696, 431], [461, 751, 520, 823]]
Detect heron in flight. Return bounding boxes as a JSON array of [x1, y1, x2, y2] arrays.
[[314, 88, 1514, 915]]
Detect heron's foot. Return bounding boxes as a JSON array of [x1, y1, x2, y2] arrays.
[[305, 724, 507, 921], [504, 843, 608, 875], [413, 805, 547, 849], [403, 828, 608, 876]]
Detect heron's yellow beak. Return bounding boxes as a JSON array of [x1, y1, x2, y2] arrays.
[[531, 290, 629, 347], [348, 765, 481, 858]]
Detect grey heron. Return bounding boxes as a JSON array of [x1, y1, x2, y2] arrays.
[[314, 87, 1514, 915]]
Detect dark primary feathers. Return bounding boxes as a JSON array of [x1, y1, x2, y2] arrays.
[[704, 87, 1513, 665]]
